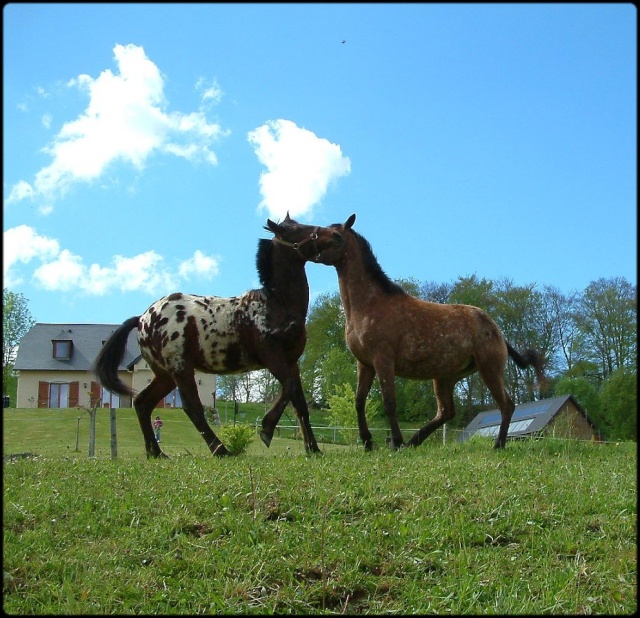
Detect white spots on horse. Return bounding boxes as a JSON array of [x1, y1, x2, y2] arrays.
[[137, 292, 269, 374]]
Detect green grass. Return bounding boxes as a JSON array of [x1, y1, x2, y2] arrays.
[[2, 410, 637, 614], [1, 407, 348, 460]]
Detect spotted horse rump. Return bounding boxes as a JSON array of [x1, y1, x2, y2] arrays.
[[139, 292, 270, 376], [94, 215, 344, 458]]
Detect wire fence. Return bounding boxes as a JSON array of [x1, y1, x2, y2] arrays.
[[255, 421, 463, 446]]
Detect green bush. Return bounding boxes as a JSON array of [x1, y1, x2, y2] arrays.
[[217, 423, 256, 455], [327, 383, 379, 445]]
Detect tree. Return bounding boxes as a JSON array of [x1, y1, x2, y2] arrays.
[[542, 286, 585, 376], [599, 368, 637, 441], [327, 382, 379, 445], [300, 292, 347, 405], [253, 368, 279, 412], [554, 375, 602, 432], [493, 279, 551, 403], [3, 289, 36, 399], [574, 278, 637, 380]]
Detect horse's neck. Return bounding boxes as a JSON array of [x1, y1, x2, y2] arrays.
[[268, 257, 310, 317], [335, 248, 375, 322]]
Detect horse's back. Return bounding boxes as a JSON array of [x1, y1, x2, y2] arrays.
[[347, 295, 507, 378], [138, 292, 268, 374]]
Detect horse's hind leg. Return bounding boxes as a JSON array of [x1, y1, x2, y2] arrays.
[[480, 372, 514, 449], [175, 371, 230, 456], [406, 378, 456, 447], [493, 390, 515, 449], [134, 374, 175, 458], [355, 362, 376, 450]]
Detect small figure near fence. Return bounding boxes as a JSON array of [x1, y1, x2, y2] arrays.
[[153, 416, 163, 443]]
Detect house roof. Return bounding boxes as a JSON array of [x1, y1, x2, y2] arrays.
[[13, 323, 140, 373], [458, 395, 597, 442]]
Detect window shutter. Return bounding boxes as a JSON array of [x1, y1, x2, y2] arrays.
[[69, 382, 80, 408], [38, 381, 49, 408], [90, 381, 102, 407]]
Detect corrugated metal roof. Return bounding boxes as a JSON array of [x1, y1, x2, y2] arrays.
[[13, 323, 140, 372], [458, 395, 596, 442]]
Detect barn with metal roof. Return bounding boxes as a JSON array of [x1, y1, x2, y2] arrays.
[[458, 395, 602, 442]]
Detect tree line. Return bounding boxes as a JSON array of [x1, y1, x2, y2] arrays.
[[221, 275, 636, 441], [4, 276, 637, 441]]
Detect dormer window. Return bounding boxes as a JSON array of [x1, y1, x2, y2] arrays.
[[52, 340, 72, 360]]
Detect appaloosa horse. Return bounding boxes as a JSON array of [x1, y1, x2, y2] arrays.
[[316, 214, 546, 450], [94, 215, 344, 458]]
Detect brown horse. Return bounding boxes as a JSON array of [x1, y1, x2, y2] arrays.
[[94, 215, 345, 458], [316, 214, 546, 450]]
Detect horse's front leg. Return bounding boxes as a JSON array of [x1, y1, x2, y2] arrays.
[[374, 359, 404, 449], [260, 387, 288, 448], [355, 361, 376, 450], [261, 361, 321, 454], [287, 364, 322, 454]]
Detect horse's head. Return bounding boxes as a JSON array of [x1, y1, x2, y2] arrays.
[[310, 213, 356, 266], [265, 212, 346, 263]]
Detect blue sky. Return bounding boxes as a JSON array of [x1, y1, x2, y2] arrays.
[[3, 3, 636, 326]]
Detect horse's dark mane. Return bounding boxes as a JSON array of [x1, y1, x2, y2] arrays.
[[352, 230, 406, 296], [257, 218, 303, 291], [256, 239, 274, 289]]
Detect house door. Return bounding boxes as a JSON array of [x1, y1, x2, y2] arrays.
[[50, 383, 69, 408]]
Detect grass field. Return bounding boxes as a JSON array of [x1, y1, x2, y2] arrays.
[[3, 408, 637, 614], [1, 406, 419, 460]]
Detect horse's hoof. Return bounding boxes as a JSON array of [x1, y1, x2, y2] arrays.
[[147, 450, 169, 459], [212, 443, 231, 456], [306, 446, 323, 456], [260, 431, 272, 448]]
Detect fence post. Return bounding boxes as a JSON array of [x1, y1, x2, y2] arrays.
[[443, 423, 447, 445], [88, 406, 96, 458], [75, 417, 81, 452], [110, 407, 117, 459]]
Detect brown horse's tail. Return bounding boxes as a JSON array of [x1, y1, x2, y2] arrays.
[[93, 316, 140, 397], [506, 341, 548, 390]]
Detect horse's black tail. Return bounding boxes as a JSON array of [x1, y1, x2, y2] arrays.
[[93, 316, 140, 397], [506, 341, 548, 390]]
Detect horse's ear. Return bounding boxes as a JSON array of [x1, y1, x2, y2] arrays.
[[345, 214, 356, 229], [284, 211, 293, 222], [265, 219, 282, 235]]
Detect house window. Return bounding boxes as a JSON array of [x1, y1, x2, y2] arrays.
[[50, 383, 70, 407], [52, 340, 72, 360], [102, 387, 120, 409]]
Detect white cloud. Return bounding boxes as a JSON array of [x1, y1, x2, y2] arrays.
[[6, 43, 228, 212], [3, 225, 60, 287], [178, 250, 220, 280], [6, 181, 35, 204], [247, 119, 351, 220], [196, 78, 223, 106], [4, 225, 220, 296]]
